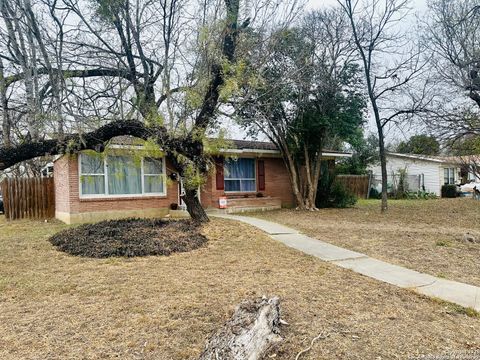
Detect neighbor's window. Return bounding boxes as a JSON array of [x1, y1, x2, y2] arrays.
[[444, 168, 455, 185], [224, 158, 256, 192], [79, 153, 166, 197]]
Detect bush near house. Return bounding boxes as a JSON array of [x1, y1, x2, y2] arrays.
[[404, 190, 437, 200], [328, 182, 357, 208], [441, 184, 459, 198], [316, 170, 357, 208], [369, 187, 437, 200]]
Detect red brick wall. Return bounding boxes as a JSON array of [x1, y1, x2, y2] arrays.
[[200, 156, 295, 208], [54, 154, 179, 215], [54, 156, 71, 213], [55, 154, 296, 216], [264, 157, 296, 206]]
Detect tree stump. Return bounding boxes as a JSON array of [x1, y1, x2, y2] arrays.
[[198, 296, 282, 360]]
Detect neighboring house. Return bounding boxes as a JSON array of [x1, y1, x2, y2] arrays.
[[444, 155, 480, 183], [54, 136, 351, 224], [368, 152, 462, 196]]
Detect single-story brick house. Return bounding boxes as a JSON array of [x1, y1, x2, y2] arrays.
[[54, 137, 351, 224]]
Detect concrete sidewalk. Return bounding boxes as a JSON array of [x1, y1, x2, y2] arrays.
[[212, 213, 480, 311]]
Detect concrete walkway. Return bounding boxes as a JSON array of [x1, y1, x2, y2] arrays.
[[212, 213, 480, 311]]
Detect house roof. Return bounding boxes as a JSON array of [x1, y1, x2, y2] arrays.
[[108, 136, 351, 158], [441, 154, 480, 164], [386, 152, 458, 164], [229, 139, 278, 151]]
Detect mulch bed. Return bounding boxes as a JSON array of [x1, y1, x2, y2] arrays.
[[49, 218, 207, 258]]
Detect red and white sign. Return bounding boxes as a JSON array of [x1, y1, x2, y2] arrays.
[[218, 196, 228, 209]]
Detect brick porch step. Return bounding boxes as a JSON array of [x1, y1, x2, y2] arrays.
[[224, 196, 282, 214]]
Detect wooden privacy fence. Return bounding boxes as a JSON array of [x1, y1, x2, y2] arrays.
[[1, 177, 55, 220], [335, 174, 370, 199]]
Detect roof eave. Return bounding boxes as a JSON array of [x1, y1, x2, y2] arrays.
[[387, 152, 449, 164]]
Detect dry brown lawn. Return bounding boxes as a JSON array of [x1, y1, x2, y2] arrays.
[[253, 198, 480, 287], [0, 214, 479, 359]]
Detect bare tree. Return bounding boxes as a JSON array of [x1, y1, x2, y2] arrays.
[[425, 0, 480, 108], [422, 0, 480, 142], [338, 0, 431, 211]]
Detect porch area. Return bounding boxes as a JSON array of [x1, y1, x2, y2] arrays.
[[220, 195, 282, 214]]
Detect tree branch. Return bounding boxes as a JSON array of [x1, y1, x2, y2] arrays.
[[5, 68, 142, 87]]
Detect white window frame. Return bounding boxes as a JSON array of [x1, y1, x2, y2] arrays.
[[142, 157, 167, 195], [443, 167, 455, 185], [78, 153, 167, 199], [224, 157, 257, 193]]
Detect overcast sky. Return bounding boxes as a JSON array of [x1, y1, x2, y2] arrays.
[[307, 0, 428, 13]]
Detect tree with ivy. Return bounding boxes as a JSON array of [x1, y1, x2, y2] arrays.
[[238, 8, 366, 210]]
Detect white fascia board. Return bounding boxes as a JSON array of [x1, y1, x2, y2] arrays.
[[219, 148, 281, 155], [388, 152, 447, 163], [321, 151, 352, 158]]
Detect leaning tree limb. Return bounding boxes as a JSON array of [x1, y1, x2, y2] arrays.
[[5, 67, 142, 88], [0, 118, 211, 222], [0, 119, 197, 171], [198, 296, 283, 360]]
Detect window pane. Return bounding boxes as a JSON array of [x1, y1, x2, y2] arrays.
[[107, 155, 142, 195], [241, 180, 256, 192], [81, 175, 105, 195], [225, 179, 240, 192], [144, 157, 163, 174], [144, 175, 164, 193], [225, 158, 255, 179], [81, 154, 104, 174]]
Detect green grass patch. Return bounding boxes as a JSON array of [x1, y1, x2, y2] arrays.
[[432, 298, 480, 318], [435, 239, 452, 247]]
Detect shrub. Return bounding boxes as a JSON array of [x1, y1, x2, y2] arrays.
[[329, 182, 357, 208], [394, 168, 409, 199], [316, 179, 357, 208], [316, 160, 357, 208], [369, 187, 381, 199], [404, 190, 438, 200], [441, 184, 458, 198]]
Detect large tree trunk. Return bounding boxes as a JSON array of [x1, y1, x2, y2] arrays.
[[282, 147, 319, 211], [182, 188, 209, 223], [198, 297, 282, 360]]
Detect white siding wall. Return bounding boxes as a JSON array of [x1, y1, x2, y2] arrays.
[[368, 155, 459, 196]]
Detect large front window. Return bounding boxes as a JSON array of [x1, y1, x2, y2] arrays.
[[224, 158, 256, 192], [79, 153, 166, 197], [444, 167, 455, 185]]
